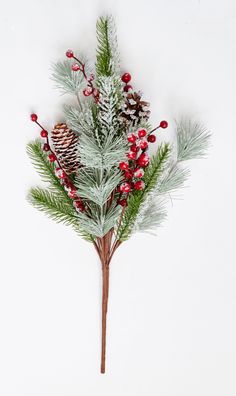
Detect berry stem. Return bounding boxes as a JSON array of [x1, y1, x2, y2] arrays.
[[72, 56, 88, 79], [68, 53, 99, 101], [148, 125, 160, 135], [34, 120, 63, 170], [72, 55, 95, 92]]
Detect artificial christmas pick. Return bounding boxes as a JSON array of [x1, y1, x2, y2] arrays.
[[27, 16, 210, 373]]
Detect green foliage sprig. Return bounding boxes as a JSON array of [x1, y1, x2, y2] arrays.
[[96, 16, 119, 77], [27, 140, 72, 202]]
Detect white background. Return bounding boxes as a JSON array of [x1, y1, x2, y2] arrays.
[[1, 0, 236, 395]]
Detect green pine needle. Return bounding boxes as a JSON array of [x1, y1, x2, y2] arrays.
[[51, 58, 88, 95], [27, 139, 72, 203], [177, 118, 211, 161], [28, 187, 92, 241], [28, 187, 77, 225], [96, 15, 119, 77], [96, 16, 112, 76]]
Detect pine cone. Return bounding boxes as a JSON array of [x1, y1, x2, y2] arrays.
[[120, 91, 150, 125], [51, 123, 79, 174]]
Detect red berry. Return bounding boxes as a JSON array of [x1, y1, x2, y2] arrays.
[[121, 73, 131, 83], [117, 199, 127, 207], [66, 49, 74, 58], [139, 140, 148, 150], [63, 178, 73, 189], [159, 120, 168, 129], [120, 182, 131, 193], [130, 144, 138, 152], [137, 153, 150, 167], [40, 130, 48, 138], [134, 180, 145, 190], [127, 151, 136, 160], [147, 134, 156, 143], [124, 84, 133, 92], [48, 153, 56, 162], [119, 162, 129, 171], [127, 133, 136, 143], [138, 129, 147, 138], [55, 167, 66, 179], [73, 200, 81, 208], [68, 189, 77, 198], [42, 143, 50, 152], [94, 95, 100, 103], [71, 63, 80, 71], [124, 170, 133, 180], [74, 200, 85, 211], [134, 168, 144, 178], [30, 113, 38, 122], [93, 88, 99, 98], [83, 87, 93, 96]]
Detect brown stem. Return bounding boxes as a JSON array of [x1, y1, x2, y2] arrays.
[[108, 240, 121, 264], [148, 124, 160, 135], [101, 262, 109, 374], [73, 55, 96, 94], [93, 241, 101, 260], [92, 231, 122, 373]]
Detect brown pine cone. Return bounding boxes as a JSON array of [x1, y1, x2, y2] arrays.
[[120, 91, 150, 125], [51, 123, 79, 174]]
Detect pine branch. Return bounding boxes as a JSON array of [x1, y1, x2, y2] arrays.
[[177, 118, 211, 161], [97, 76, 123, 139], [28, 187, 77, 225], [96, 15, 120, 77], [28, 187, 93, 241], [117, 143, 170, 241], [79, 130, 126, 169], [76, 201, 121, 238], [74, 78, 126, 169], [135, 118, 210, 235], [26, 139, 72, 204], [134, 198, 167, 234], [158, 164, 190, 194], [133, 158, 189, 234], [75, 168, 122, 207], [51, 56, 90, 95], [64, 104, 84, 133]]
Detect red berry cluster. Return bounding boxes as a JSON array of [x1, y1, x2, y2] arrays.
[[66, 50, 99, 102], [30, 114, 85, 212], [117, 129, 148, 206], [121, 73, 133, 92], [117, 120, 168, 207]]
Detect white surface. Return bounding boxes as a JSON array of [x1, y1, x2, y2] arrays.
[[1, 0, 236, 395]]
